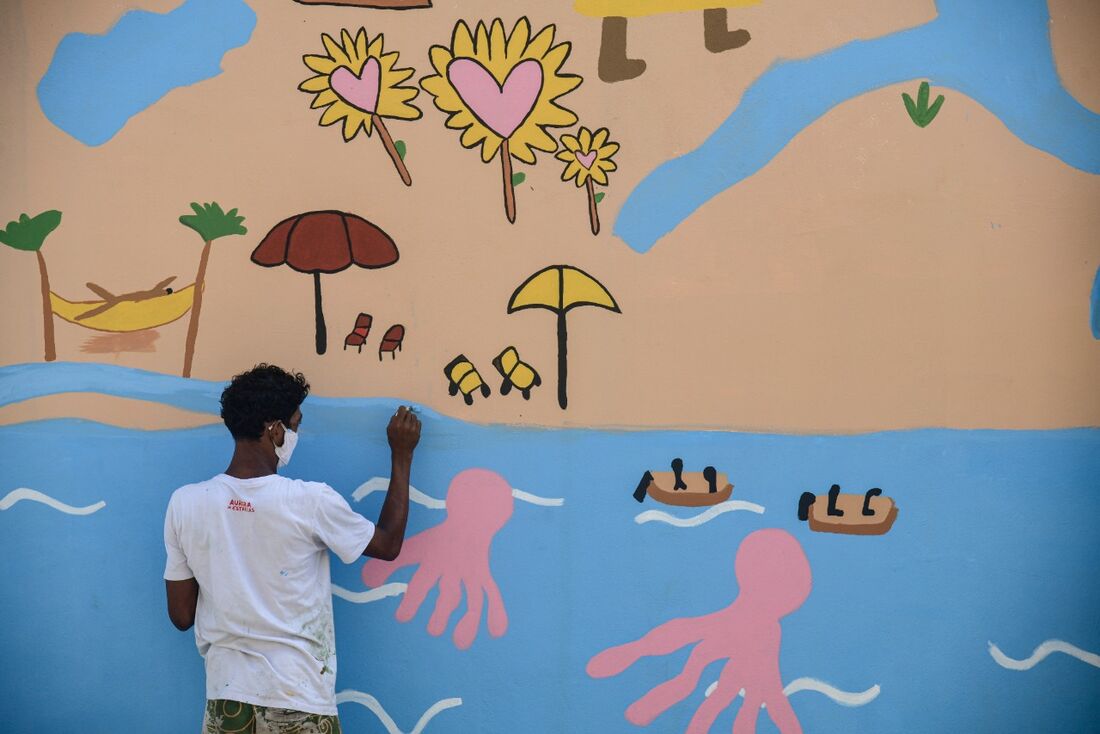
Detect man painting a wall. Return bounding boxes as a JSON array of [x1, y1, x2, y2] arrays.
[[164, 365, 421, 732]]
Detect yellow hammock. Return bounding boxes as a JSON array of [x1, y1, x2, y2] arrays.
[[49, 284, 198, 333]]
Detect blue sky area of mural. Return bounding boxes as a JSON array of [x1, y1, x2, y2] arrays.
[[36, 0, 256, 146], [1, 363, 1098, 733], [613, 0, 1100, 252]]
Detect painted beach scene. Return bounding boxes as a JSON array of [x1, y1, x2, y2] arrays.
[[2, 0, 1099, 731]]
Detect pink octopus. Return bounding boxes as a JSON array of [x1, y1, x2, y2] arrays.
[[587, 529, 812, 734], [361, 468, 513, 650]]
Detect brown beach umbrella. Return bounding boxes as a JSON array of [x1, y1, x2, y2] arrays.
[[252, 210, 399, 354]]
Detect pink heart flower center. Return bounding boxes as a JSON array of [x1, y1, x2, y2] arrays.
[[447, 58, 543, 139], [576, 151, 598, 169], [330, 57, 382, 114]]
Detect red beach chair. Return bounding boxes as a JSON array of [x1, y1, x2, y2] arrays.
[[343, 313, 372, 352], [378, 324, 405, 361]]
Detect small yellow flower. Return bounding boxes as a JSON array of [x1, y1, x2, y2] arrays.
[[299, 28, 421, 141], [556, 127, 619, 187]]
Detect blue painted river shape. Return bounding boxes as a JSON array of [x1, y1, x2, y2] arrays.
[[614, 0, 1100, 252], [36, 0, 256, 146], [1, 363, 1098, 732]]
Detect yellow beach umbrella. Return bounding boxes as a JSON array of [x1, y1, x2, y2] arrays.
[[507, 265, 620, 409]]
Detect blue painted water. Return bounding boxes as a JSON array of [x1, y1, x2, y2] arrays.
[[614, 0, 1100, 252], [1, 364, 1098, 732], [36, 0, 256, 146]]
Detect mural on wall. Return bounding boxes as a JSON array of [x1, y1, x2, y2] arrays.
[[577, 0, 756, 83], [2, 365, 1099, 731], [633, 458, 733, 506], [299, 28, 422, 186], [797, 485, 899, 536], [80, 330, 161, 356], [420, 18, 583, 223], [0, 209, 211, 363], [179, 203, 246, 378], [556, 126, 619, 235], [378, 324, 406, 360], [36, 0, 256, 146], [614, 0, 1100, 252], [343, 312, 373, 353], [588, 529, 814, 733], [4, 1, 1100, 732], [507, 265, 620, 409], [360, 469, 513, 650], [492, 347, 542, 400], [443, 355, 492, 405], [0, 211, 62, 361], [251, 210, 399, 355], [902, 81, 946, 128]]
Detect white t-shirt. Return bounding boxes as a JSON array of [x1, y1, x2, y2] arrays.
[[163, 473, 375, 716]]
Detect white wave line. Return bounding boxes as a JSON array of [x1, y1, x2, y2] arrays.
[[352, 478, 445, 510], [332, 583, 407, 604], [635, 500, 765, 527], [336, 690, 462, 734], [704, 677, 880, 708], [352, 477, 563, 509], [511, 488, 564, 506], [988, 639, 1100, 671], [0, 488, 106, 516]]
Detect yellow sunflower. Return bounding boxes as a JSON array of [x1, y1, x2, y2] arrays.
[[299, 28, 421, 185], [556, 127, 619, 235], [420, 18, 583, 222]]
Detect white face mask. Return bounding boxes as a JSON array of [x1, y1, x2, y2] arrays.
[[272, 422, 298, 468]]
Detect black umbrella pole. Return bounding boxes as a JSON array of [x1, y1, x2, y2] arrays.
[[557, 311, 568, 409], [314, 272, 327, 355]]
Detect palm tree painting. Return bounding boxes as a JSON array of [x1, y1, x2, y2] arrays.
[[178, 202, 247, 378], [0, 210, 63, 361], [507, 265, 620, 409]]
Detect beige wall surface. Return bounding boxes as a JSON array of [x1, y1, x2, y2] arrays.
[[1, 0, 1098, 431]]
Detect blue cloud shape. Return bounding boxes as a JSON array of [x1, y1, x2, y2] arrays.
[[36, 0, 256, 146]]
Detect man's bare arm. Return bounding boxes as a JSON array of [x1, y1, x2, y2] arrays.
[[165, 578, 199, 631], [364, 406, 420, 561]]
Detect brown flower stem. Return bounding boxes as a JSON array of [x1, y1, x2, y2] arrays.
[[500, 139, 516, 223], [372, 114, 411, 187], [36, 250, 56, 362], [586, 178, 601, 236], [181, 240, 211, 378]]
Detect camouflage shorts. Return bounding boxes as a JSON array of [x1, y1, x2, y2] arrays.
[[203, 699, 342, 734]]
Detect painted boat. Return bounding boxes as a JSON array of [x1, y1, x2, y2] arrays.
[[49, 284, 198, 333], [798, 485, 898, 536], [633, 460, 733, 507]]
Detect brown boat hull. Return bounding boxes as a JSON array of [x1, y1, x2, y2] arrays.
[[646, 470, 733, 507]]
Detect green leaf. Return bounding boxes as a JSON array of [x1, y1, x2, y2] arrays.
[[179, 202, 247, 243], [903, 82, 945, 128], [902, 93, 918, 123], [0, 210, 62, 252], [924, 94, 946, 125], [594, 192, 605, 204], [395, 140, 407, 161], [512, 172, 526, 187]]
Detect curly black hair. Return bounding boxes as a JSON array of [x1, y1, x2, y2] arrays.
[[220, 364, 311, 440]]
